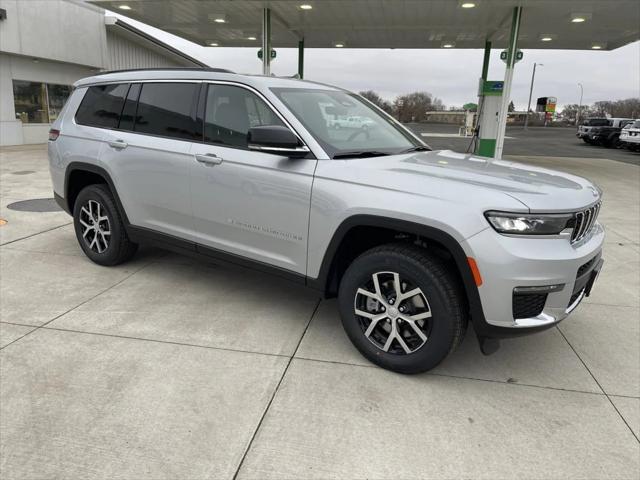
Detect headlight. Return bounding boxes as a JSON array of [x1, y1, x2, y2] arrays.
[[485, 211, 574, 235]]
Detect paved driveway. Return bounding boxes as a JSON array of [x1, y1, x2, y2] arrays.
[[1, 145, 638, 479]]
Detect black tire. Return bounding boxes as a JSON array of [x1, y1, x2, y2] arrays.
[[605, 136, 620, 149], [73, 184, 137, 266], [338, 243, 467, 374]]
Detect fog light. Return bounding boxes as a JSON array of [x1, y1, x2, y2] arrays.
[[514, 284, 564, 294]]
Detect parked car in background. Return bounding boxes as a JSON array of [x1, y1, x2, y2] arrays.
[[585, 118, 635, 148], [619, 120, 640, 152], [577, 118, 633, 146], [577, 118, 610, 142]]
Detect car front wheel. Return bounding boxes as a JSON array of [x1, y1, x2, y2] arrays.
[[338, 243, 467, 374]]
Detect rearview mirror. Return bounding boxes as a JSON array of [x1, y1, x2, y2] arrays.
[[247, 125, 310, 158]]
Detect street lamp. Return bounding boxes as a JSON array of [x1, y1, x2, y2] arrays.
[[576, 83, 584, 126], [524, 63, 543, 129]]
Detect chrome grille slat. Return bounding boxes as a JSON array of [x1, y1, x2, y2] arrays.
[[571, 202, 601, 244]]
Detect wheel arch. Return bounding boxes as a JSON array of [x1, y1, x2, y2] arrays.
[[64, 162, 129, 225], [307, 214, 486, 327]]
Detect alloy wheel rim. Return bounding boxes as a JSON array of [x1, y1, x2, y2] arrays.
[[79, 200, 111, 254], [354, 271, 432, 355]]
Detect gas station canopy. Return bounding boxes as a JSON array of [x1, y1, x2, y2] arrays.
[[91, 0, 639, 51]]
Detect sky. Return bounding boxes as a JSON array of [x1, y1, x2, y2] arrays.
[[113, 12, 640, 111]]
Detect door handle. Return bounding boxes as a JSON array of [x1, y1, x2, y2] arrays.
[[195, 153, 223, 166], [108, 140, 128, 149]]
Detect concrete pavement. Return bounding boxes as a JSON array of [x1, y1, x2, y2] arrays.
[[1, 145, 638, 479]]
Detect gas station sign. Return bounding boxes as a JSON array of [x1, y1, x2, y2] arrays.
[[257, 49, 277, 59], [500, 49, 524, 63], [536, 96, 557, 113]]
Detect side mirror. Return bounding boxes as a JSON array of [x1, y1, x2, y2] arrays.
[[247, 125, 310, 158]]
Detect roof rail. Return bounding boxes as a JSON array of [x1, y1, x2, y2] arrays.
[[91, 67, 235, 77]]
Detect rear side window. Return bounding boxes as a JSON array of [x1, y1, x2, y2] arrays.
[[134, 83, 200, 140], [75, 83, 129, 128]]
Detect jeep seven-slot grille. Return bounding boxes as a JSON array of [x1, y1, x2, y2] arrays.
[[571, 202, 601, 244]]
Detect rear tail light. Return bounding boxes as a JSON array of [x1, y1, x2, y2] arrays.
[[48, 129, 60, 141]]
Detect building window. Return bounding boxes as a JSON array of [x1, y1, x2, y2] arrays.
[[47, 84, 72, 122], [12, 80, 71, 124]]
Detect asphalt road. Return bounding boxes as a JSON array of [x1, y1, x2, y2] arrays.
[[407, 123, 640, 165]]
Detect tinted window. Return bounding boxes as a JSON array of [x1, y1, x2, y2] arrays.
[[204, 84, 284, 148], [118, 83, 141, 131], [135, 83, 200, 140], [76, 84, 129, 128], [583, 118, 610, 126]]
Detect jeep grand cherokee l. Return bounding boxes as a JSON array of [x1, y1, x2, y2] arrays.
[[48, 69, 605, 373]]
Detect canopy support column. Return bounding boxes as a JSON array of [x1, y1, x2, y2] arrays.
[[481, 40, 491, 80], [494, 6, 522, 159], [262, 8, 272, 75], [298, 38, 304, 78]]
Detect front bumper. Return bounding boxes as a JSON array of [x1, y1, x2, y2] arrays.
[[463, 222, 605, 338]]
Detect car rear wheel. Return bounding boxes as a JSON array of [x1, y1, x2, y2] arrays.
[[338, 243, 467, 374], [73, 184, 137, 266]]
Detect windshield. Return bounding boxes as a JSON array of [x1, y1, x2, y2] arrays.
[[632, 120, 640, 129], [271, 88, 422, 158]]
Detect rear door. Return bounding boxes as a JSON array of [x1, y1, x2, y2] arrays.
[[98, 81, 201, 239], [189, 83, 317, 274]]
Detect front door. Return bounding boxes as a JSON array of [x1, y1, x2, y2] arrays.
[[189, 83, 317, 275]]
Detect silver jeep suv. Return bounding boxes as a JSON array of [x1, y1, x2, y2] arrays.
[[48, 68, 604, 373]]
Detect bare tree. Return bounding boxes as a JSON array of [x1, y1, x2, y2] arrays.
[[562, 98, 640, 122], [358, 90, 394, 114], [592, 98, 640, 118], [393, 91, 445, 123]]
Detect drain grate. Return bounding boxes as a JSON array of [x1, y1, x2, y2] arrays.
[[11, 170, 36, 175], [6, 198, 62, 213]]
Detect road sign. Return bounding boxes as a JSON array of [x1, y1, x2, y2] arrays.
[[500, 49, 523, 63], [257, 49, 277, 60]]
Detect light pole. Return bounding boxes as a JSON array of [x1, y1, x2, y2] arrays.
[[576, 83, 584, 126], [524, 62, 543, 129]]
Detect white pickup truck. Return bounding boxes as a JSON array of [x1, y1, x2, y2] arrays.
[[329, 115, 376, 130]]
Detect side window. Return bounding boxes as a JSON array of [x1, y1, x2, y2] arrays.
[[118, 83, 141, 131], [134, 83, 200, 141], [75, 83, 129, 129], [204, 84, 284, 148]]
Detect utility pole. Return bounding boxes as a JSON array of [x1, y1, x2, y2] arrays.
[[576, 83, 584, 126], [524, 63, 542, 129]]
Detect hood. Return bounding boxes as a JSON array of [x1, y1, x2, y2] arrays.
[[343, 150, 601, 212]]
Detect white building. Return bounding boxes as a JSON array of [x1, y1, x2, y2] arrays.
[[0, 0, 206, 146]]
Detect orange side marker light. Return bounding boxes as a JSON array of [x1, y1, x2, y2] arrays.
[[467, 257, 483, 287]]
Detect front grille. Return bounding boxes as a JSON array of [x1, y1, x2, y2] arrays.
[[513, 293, 547, 320], [571, 202, 601, 244]]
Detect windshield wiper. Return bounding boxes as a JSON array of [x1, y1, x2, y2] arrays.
[[398, 145, 431, 154], [332, 151, 391, 159]]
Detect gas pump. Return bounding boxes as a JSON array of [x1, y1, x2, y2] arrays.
[[475, 79, 504, 157]]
